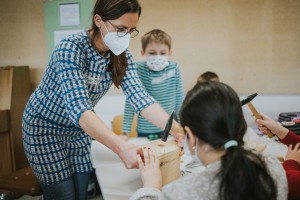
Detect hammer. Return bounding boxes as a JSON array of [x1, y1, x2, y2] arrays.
[[161, 111, 174, 142], [241, 93, 274, 138]]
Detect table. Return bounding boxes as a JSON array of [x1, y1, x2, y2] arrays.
[[90, 128, 287, 200], [90, 138, 147, 200]]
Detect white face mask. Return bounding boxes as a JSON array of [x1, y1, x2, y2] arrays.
[[194, 138, 204, 165], [100, 22, 130, 56], [182, 135, 192, 157], [146, 55, 169, 71], [183, 134, 203, 165]]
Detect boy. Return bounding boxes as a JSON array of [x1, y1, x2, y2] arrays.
[[122, 29, 184, 139]]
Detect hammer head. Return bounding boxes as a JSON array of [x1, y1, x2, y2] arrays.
[[241, 93, 258, 106], [161, 111, 174, 142]]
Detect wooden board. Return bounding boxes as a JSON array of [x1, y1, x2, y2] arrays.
[[0, 66, 31, 170], [0, 110, 14, 177]]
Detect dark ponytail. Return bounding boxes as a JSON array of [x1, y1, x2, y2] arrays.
[[220, 147, 276, 200], [90, 0, 141, 88], [180, 81, 277, 200]]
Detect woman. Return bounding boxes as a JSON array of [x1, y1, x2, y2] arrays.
[[22, 0, 183, 199], [131, 81, 288, 200]]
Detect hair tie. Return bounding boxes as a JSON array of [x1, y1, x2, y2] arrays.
[[224, 140, 238, 149]]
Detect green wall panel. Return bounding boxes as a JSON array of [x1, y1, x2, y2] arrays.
[[44, 0, 94, 58]]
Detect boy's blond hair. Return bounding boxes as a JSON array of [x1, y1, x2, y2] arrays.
[[141, 29, 172, 51]]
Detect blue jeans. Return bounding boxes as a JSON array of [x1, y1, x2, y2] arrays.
[[40, 173, 91, 200]]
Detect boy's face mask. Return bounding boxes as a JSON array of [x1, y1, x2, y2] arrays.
[[146, 55, 169, 71]]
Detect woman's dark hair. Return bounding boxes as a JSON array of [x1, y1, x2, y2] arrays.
[[90, 0, 141, 88], [180, 81, 277, 200]]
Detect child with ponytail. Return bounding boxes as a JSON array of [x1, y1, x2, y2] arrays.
[[130, 81, 288, 200]]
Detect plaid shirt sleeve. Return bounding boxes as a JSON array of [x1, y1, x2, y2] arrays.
[[55, 39, 93, 127]]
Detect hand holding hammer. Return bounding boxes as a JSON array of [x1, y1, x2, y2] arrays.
[[241, 93, 274, 138]]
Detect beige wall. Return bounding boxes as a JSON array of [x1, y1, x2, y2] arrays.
[[1, 0, 299, 94], [0, 0, 47, 90]]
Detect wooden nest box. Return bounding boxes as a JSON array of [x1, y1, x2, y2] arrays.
[[142, 140, 181, 186]]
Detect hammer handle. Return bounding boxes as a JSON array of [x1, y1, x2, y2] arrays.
[[247, 102, 274, 138]]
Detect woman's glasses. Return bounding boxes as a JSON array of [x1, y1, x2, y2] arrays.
[[106, 21, 139, 38]]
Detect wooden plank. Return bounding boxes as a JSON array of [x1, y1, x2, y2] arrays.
[[0, 67, 13, 110], [0, 110, 14, 177], [0, 110, 9, 133], [0, 166, 42, 196], [10, 66, 31, 169], [0, 66, 31, 170]]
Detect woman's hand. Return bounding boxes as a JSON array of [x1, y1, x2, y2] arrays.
[[171, 122, 185, 142], [256, 113, 289, 139], [137, 147, 162, 189], [79, 110, 139, 168], [285, 143, 300, 164], [118, 141, 140, 169], [170, 123, 184, 155]]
